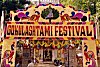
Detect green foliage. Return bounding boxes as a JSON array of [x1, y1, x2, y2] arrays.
[[0, 0, 31, 20], [60, 0, 83, 9], [41, 8, 50, 19], [19, 0, 31, 5], [60, 0, 96, 14], [3, 0, 25, 11], [96, 2, 100, 16], [60, 0, 69, 6], [97, 2, 100, 21], [16, 4, 24, 9], [41, 6, 59, 19], [60, 0, 98, 21], [53, 8, 59, 19]]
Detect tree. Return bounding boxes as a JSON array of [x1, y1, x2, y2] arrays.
[[41, 6, 59, 24], [60, 0, 83, 9], [60, 0, 97, 21], [96, 2, 100, 21], [19, 0, 31, 5], [1, 0, 31, 20]]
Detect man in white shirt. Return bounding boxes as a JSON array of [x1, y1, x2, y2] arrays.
[[58, 62, 62, 67], [27, 60, 34, 67]]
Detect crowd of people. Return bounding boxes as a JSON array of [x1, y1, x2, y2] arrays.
[[54, 59, 63, 67], [16, 58, 63, 67], [16, 58, 38, 67]]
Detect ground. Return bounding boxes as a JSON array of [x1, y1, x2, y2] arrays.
[[34, 63, 64, 67]]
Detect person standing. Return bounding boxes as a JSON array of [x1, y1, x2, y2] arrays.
[[27, 60, 34, 67], [16, 62, 20, 67]]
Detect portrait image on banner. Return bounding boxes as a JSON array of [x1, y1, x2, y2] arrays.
[[82, 40, 98, 67], [1, 40, 16, 67]]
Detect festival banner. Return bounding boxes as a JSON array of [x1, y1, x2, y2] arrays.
[[1, 39, 16, 67], [5, 22, 95, 40], [82, 40, 98, 67], [10, 4, 90, 22]]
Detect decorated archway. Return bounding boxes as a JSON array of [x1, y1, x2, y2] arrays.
[[1, 3, 97, 67]]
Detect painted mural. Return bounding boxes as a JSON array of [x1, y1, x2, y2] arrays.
[[83, 40, 97, 67], [1, 40, 16, 67], [10, 4, 90, 23]]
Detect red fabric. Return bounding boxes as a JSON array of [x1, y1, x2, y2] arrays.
[[84, 51, 90, 61], [96, 47, 100, 50], [9, 50, 14, 58]]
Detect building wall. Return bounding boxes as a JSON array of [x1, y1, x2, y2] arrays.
[[40, 0, 60, 4], [27, 0, 60, 5]]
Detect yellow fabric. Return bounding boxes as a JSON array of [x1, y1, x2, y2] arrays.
[[41, 41, 44, 46], [45, 42, 48, 47], [57, 42, 60, 46], [50, 42, 52, 46], [96, 39, 99, 44], [36, 41, 40, 45], [0, 42, 3, 46]]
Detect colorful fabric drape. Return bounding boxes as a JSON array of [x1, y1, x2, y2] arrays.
[[0, 42, 3, 46]]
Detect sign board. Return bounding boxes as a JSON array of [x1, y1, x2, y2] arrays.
[[5, 22, 95, 40], [6, 3, 95, 40]]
